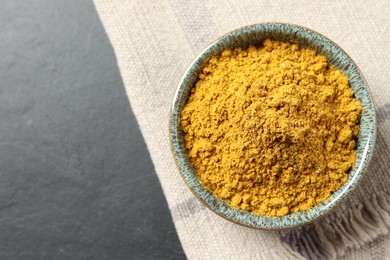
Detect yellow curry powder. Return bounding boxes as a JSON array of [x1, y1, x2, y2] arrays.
[[181, 39, 362, 216]]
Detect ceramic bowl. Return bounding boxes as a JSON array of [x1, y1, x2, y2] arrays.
[[169, 23, 376, 229]]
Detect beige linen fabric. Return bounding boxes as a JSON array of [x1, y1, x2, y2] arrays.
[[93, 0, 390, 259]]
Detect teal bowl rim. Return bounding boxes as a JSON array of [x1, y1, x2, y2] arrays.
[[169, 23, 376, 230]]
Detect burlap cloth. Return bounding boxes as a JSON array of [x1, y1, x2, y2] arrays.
[[93, 0, 390, 259]]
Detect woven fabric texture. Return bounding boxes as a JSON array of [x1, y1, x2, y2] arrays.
[[93, 0, 390, 259]]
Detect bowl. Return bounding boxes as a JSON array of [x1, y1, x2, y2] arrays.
[[169, 23, 376, 229]]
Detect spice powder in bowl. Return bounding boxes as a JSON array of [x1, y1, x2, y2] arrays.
[[180, 39, 362, 217]]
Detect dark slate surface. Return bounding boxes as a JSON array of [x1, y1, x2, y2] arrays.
[[0, 1, 185, 259]]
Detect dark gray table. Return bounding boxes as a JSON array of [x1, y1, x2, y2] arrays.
[[0, 1, 185, 259]]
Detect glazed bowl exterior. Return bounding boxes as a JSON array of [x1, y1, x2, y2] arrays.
[[169, 23, 376, 229]]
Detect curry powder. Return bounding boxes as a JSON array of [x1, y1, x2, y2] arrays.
[[180, 39, 362, 216]]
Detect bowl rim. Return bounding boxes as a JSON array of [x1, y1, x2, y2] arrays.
[[169, 22, 376, 230]]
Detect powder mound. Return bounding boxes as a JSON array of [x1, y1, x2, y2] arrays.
[[180, 39, 362, 217]]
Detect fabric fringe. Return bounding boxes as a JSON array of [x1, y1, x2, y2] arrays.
[[281, 225, 330, 259], [281, 191, 390, 259]]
